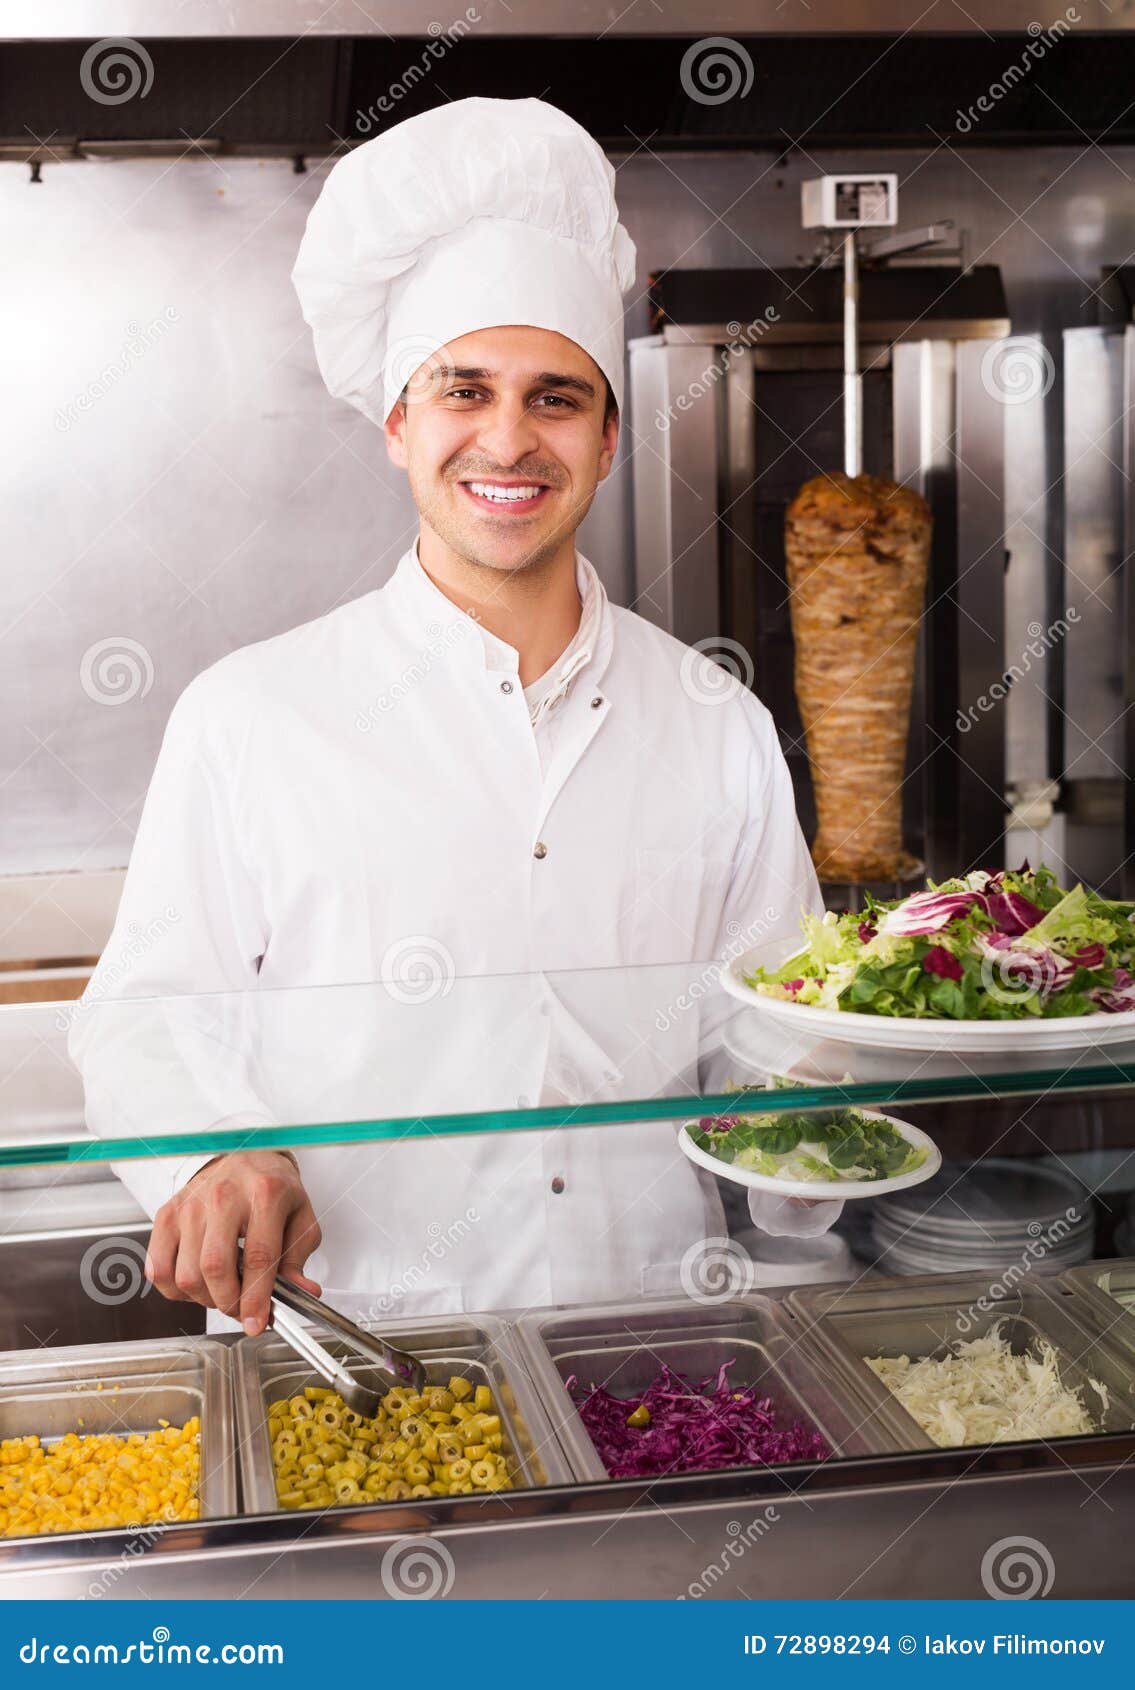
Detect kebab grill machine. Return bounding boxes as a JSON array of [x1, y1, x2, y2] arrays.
[[629, 172, 1011, 896]]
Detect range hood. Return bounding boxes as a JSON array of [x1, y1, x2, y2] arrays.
[[3, 4, 1135, 157], [2, 2, 1133, 37]]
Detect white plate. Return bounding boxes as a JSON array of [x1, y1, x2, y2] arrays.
[[723, 945, 1135, 1053], [677, 1108, 941, 1201]]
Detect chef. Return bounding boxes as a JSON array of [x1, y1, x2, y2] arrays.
[[70, 97, 841, 1337]]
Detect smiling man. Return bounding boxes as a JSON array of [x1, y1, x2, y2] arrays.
[[386, 324, 619, 687], [74, 98, 838, 1335]]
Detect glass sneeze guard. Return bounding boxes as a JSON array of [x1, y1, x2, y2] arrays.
[[5, 958, 1135, 1169]]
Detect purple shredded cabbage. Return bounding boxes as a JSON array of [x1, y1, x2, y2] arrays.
[[566, 1361, 830, 1478]]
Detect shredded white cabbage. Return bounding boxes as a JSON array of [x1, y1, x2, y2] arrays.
[[865, 1322, 1099, 1447]]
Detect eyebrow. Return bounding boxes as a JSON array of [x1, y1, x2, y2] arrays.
[[444, 367, 597, 400]]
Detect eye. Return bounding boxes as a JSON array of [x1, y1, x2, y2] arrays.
[[444, 387, 485, 402], [533, 393, 577, 411]]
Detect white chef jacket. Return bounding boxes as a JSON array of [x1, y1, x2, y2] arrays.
[[69, 542, 830, 1322]]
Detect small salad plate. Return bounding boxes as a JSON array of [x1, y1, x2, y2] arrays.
[[678, 1106, 941, 1201]]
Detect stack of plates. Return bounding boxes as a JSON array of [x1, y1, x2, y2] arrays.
[[870, 1157, 1094, 1277]]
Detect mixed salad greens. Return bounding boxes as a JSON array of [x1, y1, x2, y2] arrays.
[[746, 865, 1135, 1021], [688, 1106, 926, 1185]]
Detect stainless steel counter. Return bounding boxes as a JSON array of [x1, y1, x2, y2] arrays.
[[3, 1278, 1134, 1600]]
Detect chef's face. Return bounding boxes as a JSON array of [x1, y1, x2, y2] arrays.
[[383, 326, 619, 574]]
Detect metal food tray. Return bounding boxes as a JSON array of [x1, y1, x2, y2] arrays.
[[788, 1272, 1135, 1451], [1058, 1258, 1135, 1361], [0, 1335, 235, 1524], [234, 1310, 572, 1514], [515, 1294, 893, 1483]]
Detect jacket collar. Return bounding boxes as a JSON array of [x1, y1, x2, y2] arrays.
[[389, 538, 614, 691]]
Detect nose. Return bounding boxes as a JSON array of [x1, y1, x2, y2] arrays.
[[474, 395, 541, 468]]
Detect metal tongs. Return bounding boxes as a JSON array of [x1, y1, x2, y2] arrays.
[[239, 1247, 427, 1416]]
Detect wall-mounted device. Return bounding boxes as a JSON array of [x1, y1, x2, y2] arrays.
[[801, 173, 898, 230]]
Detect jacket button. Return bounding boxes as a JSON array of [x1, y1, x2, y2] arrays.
[[590, 696, 603, 708], [550, 1176, 565, 1194], [500, 679, 514, 694], [533, 841, 548, 859]]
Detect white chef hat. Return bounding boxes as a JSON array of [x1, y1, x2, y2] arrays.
[[292, 97, 637, 425]]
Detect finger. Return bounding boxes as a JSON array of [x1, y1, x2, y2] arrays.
[[172, 1201, 209, 1305], [279, 1201, 322, 1291], [239, 1204, 288, 1338], [146, 1206, 185, 1302], [196, 1173, 245, 1319]]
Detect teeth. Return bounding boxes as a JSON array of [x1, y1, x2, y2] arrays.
[[466, 482, 543, 503]]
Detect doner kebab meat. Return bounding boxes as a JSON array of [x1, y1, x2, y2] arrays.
[[784, 473, 932, 883]]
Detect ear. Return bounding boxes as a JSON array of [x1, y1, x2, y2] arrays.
[[384, 401, 408, 469], [595, 408, 620, 484]]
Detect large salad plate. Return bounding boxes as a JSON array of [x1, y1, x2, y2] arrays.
[[723, 948, 1135, 1053]]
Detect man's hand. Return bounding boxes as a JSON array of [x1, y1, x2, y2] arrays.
[[146, 1151, 322, 1335]]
